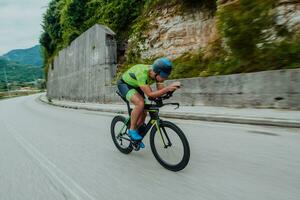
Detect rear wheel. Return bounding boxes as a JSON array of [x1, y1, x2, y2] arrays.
[[111, 116, 133, 154], [150, 120, 190, 171]]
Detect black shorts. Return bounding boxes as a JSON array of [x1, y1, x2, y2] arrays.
[[117, 79, 145, 101]]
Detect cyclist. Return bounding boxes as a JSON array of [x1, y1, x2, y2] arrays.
[[117, 57, 181, 149]]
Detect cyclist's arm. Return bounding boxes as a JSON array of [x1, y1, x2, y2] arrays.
[[156, 82, 165, 90], [139, 85, 170, 99]]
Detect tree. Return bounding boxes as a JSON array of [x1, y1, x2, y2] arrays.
[[40, 0, 63, 55], [60, 0, 88, 45]]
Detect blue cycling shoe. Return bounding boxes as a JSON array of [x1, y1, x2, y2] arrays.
[[128, 130, 143, 140], [133, 141, 145, 151], [139, 142, 145, 149]]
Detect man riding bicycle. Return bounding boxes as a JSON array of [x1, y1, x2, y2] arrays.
[[117, 57, 181, 149]]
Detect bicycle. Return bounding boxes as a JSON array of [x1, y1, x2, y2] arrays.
[[110, 90, 190, 171]]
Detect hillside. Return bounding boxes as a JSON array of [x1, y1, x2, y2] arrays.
[[0, 57, 43, 91], [40, 0, 300, 79], [2, 45, 43, 67], [0, 45, 44, 90], [0, 57, 43, 82]]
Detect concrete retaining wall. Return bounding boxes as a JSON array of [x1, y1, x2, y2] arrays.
[[105, 69, 300, 110], [47, 24, 117, 103], [165, 69, 300, 109], [46, 25, 300, 109]]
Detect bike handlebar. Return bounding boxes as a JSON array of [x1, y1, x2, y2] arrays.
[[147, 87, 180, 109]]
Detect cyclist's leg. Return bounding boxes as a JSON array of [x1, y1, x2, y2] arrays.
[[135, 87, 147, 127], [137, 110, 147, 138], [128, 92, 146, 147], [117, 80, 144, 142], [137, 110, 147, 127], [129, 93, 144, 131]]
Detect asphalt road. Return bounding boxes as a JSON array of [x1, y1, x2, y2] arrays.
[[0, 94, 300, 200]]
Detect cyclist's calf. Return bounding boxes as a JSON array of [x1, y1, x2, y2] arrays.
[[130, 94, 145, 130]]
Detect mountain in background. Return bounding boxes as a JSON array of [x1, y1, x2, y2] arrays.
[[2, 45, 43, 67], [0, 57, 43, 84], [0, 45, 44, 89]]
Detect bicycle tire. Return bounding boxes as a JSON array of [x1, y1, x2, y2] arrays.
[[111, 115, 133, 154], [150, 120, 190, 171]]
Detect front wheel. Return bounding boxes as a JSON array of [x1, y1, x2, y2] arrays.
[[150, 120, 190, 171]]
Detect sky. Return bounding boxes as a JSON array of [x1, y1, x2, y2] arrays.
[[0, 0, 49, 55]]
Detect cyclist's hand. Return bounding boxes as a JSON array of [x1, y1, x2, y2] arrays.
[[170, 81, 181, 88], [166, 85, 178, 92]]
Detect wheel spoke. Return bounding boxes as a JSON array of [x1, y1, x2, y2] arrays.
[[117, 123, 127, 138], [111, 116, 132, 153]]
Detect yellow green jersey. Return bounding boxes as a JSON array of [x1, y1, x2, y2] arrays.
[[122, 64, 156, 87]]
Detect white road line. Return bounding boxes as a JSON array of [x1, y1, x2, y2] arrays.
[[2, 119, 97, 200]]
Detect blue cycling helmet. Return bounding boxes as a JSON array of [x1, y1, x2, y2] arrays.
[[152, 57, 173, 78]]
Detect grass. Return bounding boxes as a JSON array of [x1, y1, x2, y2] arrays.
[[0, 90, 43, 100]]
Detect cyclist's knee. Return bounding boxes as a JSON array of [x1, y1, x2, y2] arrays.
[[136, 99, 144, 108]]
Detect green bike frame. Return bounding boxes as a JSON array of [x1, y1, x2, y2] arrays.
[[117, 108, 169, 147]]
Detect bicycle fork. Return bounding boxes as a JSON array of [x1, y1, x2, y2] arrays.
[[155, 120, 172, 148]]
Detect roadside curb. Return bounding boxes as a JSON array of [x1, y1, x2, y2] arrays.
[[39, 94, 300, 128]]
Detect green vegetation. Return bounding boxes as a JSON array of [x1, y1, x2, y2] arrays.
[[2, 45, 43, 67], [40, 0, 145, 69], [0, 57, 43, 92], [0, 45, 44, 92], [216, 0, 300, 73], [40, 0, 299, 80], [0, 90, 43, 100], [40, 0, 212, 75], [170, 0, 300, 78]]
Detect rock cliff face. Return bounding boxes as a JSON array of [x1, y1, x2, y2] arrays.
[[139, 6, 217, 59], [277, 0, 300, 31], [136, 1, 300, 60]]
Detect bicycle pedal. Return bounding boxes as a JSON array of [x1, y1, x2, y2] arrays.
[[133, 145, 141, 151], [132, 141, 141, 151]]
